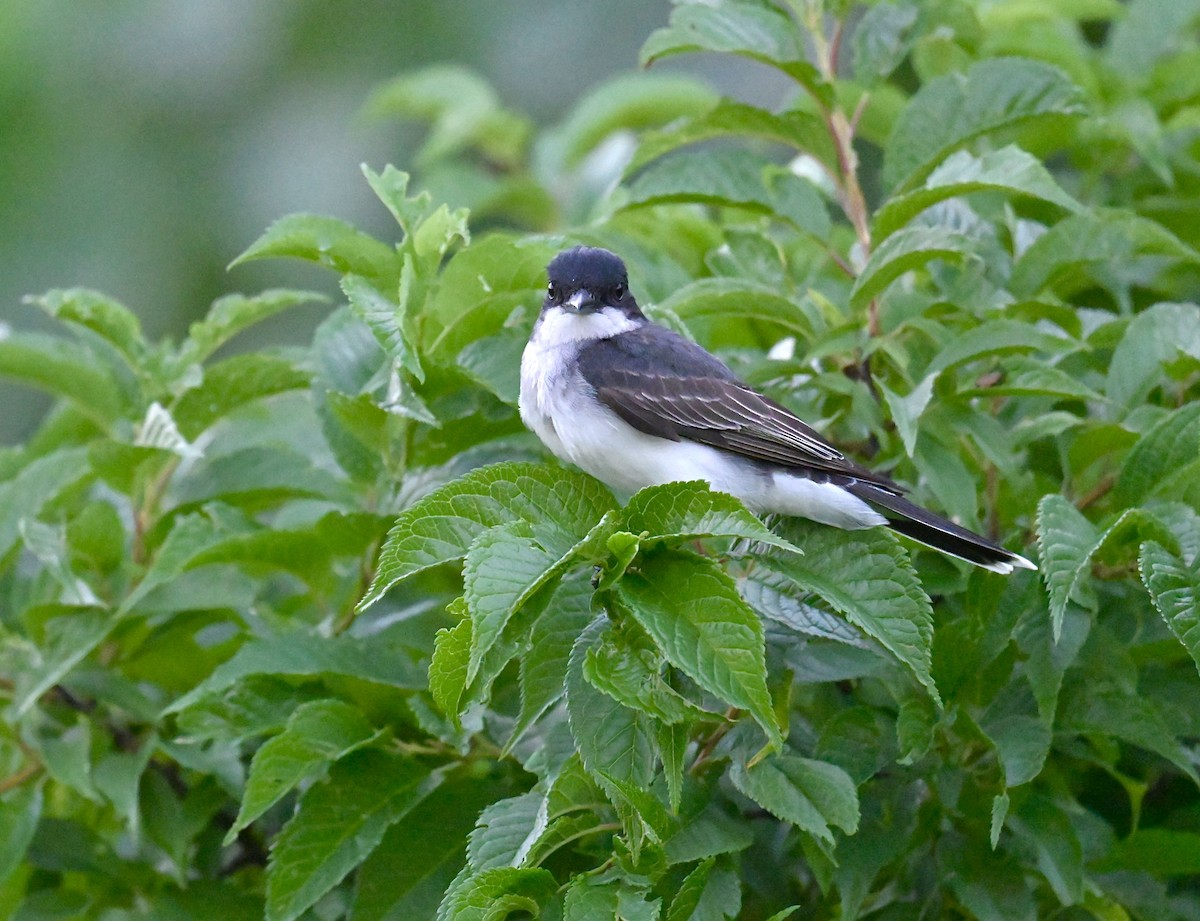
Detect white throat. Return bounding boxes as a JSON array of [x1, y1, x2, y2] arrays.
[[530, 305, 641, 348]]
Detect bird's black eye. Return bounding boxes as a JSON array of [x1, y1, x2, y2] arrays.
[[547, 282, 559, 302], [613, 283, 626, 299]]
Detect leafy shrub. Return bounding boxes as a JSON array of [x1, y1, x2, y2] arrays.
[[3, 1, 1200, 919]]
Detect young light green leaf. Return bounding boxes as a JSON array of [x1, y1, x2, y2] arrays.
[[361, 462, 615, 609], [762, 522, 940, 705], [341, 274, 423, 382], [852, 1, 919, 81], [564, 878, 621, 920], [544, 71, 716, 171], [227, 699, 380, 842], [729, 754, 859, 844], [164, 630, 425, 715], [879, 374, 934, 458], [266, 749, 437, 921], [873, 146, 1081, 242], [640, 1, 833, 107], [629, 100, 836, 176], [181, 290, 326, 366], [173, 353, 309, 440], [1106, 302, 1200, 409], [437, 867, 557, 921], [616, 551, 782, 749], [230, 214, 400, 288], [0, 447, 91, 561], [849, 226, 976, 312], [365, 66, 530, 169], [1140, 542, 1200, 678], [621, 480, 800, 551], [28, 288, 145, 366], [0, 333, 124, 426], [884, 57, 1085, 191], [430, 609, 473, 728]]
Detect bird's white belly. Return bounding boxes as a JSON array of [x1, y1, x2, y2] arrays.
[[518, 328, 883, 529]]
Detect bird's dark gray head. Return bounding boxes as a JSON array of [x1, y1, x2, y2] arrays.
[[544, 246, 642, 316]]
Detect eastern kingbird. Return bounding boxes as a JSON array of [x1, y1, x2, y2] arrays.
[[519, 246, 1036, 574]]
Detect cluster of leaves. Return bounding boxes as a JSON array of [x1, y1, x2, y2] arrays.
[[3, 0, 1200, 918]]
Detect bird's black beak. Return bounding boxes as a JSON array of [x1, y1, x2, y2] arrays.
[[565, 289, 599, 313]]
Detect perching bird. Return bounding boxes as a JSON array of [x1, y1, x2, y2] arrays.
[[519, 246, 1036, 574]]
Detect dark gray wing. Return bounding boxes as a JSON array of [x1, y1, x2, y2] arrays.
[[576, 325, 899, 489]]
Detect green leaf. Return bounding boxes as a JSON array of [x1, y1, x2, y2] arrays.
[[231, 214, 400, 288], [164, 631, 425, 714], [873, 146, 1081, 242], [924, 319, 1076, 378], [465, 791, 544, 873], [181, 289, 326, 366], [511, 574, 595, 750], [1011, 216, 1200, 301], [341, 274, 423, 381], [0, 447, 91, 561], [741, 569, 866, 646], [171, 445, 351, 508], [654, 277, 815, 346], [849, 226, 976, 312], [852, 1, 919, 81], [1099, 829, 1200, 876], [438, 867, 557, 921], [0, 785, 42, 889], [430, 610, 473, 728], [173, 353, 309, 439], [1106, 302, 1200, 409], [28, 288, 145, 365], [616, 551, 782, 748], [567, 615, 657, 790], [0, 333, 124, 425], [361, 462, 615, 610], [880, 374, 934, 458], [585, 626, 712, 724], [13, 607, 110, 716], [564, 878, 620, 920], [1008, 797, 1083, 905], [1105, 0, 1200, 78], [227, 700, 380, 842], [621, 480, 800, 550], [1035, 495, 1098, 641], [266, 749, 437, 921], [640, 1, 833, 107], [629, 99, 836, 176], [463, 520, 562, 685], [1116, 404, 1200, 505], [365, 66, 530, 169], [884, 57, 1085, 191], [666, 857, 715, 921], [1061, 690, 1199, 785], [1140, 543, 1200, 678], [762, 522, 939, 704], [730, 754, 859, 844], [982, 715, 1051, 787], [545, 71, 717, 171], [625, 149, 829, 240], [351, 773, 498, 921]]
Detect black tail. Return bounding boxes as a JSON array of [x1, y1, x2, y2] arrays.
[[849, 483, 1036, 575]]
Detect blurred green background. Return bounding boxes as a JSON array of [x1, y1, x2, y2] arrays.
[[0, 0, 694, 441]]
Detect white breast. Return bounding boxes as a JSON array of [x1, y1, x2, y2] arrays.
[[518, 306, 884, 528]]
